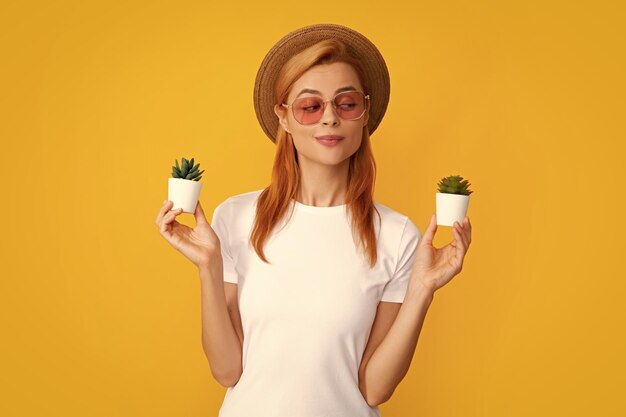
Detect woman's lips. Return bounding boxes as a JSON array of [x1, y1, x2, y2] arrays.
[[315, 135, 344, 147]]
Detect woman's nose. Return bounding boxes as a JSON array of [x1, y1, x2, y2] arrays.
[[320, 102, 340, 126]]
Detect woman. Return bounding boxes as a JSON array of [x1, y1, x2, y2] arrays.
[[155, 24, 472, 417]]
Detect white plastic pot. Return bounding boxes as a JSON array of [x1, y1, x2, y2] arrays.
[[435, 192, 470, 226], [168, 178, 202, 214]]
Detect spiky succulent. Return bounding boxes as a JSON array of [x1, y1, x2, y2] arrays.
[[171, 157, 204, 181], [437, 175, 473, 195]]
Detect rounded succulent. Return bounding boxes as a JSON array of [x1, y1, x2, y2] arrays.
[[437, 175, 473, 195], [171, 157, 204, 181]]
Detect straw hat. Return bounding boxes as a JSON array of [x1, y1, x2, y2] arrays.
[[253, 23, 391, 143]]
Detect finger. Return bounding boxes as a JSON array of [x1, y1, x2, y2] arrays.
[[461, 221, 471, 249], [163, 207, 183, 225], [194, 200, 208, 225], [462, 215, 471, 230], [454, 221, 469, 248], [155, 200, 174, 224], [452, 226, 466, 263], [161, 209, 179, 228], [464, 216, 472, 245], [156, 200, 174, 225], [421, 213, 437, 247], [160, 209, 182, 234], [160, 212, 174, 235], [452, 223, 460, 241]]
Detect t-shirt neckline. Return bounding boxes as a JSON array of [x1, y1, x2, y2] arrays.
[[292, 198, 347, 213]]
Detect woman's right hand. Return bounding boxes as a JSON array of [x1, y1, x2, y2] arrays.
[[155, 200, 221, 268]]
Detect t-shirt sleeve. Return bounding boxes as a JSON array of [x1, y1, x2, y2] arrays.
[[210, 199, 238, 284], [381, 217, 422, 303]]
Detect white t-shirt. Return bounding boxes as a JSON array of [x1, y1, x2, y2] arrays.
[[210, 189, 422, 417]]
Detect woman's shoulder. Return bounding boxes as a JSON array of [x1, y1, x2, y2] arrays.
[[216, 188, 264, 215], [224, 188, 264, 204], [373, 200, 412, 224], [373, 200, 422, 245]]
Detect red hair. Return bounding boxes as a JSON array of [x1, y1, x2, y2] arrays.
[[251, 39, 381, 268]]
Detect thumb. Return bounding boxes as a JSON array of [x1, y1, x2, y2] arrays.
[[420, 213, 437, 247], [194, 200, 208, 225]]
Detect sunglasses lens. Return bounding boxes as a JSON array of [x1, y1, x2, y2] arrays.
[[334, 91, 366, 119], [291, 92, 366, 125], [293, 97, 324, 124]]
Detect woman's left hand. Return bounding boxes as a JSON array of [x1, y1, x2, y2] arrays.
[[409, 213, 472, 295]]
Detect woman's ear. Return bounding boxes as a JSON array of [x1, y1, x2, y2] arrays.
[[274, 104, 290, 133]]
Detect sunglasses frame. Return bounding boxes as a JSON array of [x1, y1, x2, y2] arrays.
[[281, 90, 371, 125]]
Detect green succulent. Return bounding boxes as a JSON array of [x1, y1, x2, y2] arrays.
[[437, 175, 473, 195], [171, 157, 204, 181]]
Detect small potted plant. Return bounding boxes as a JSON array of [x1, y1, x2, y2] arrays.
[[435, 175, 473, 226], [168, 157, 204, 213]]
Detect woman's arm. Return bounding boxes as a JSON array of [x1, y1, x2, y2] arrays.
[[198, 256, 243, 388], [362, 213, 472, 406], [360, 282, 434, 407]]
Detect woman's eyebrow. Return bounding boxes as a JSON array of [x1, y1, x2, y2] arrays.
[[296, 85, 357, 97]]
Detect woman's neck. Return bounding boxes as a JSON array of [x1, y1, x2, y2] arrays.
[[295, 160, 349, 207]]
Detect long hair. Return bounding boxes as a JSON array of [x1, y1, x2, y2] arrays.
[[250, 38, 381, 268]]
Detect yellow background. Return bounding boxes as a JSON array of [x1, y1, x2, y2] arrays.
[[1, 0, 624, 415]]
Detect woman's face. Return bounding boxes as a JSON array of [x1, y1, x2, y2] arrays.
[[274, 61, 369, 169]]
